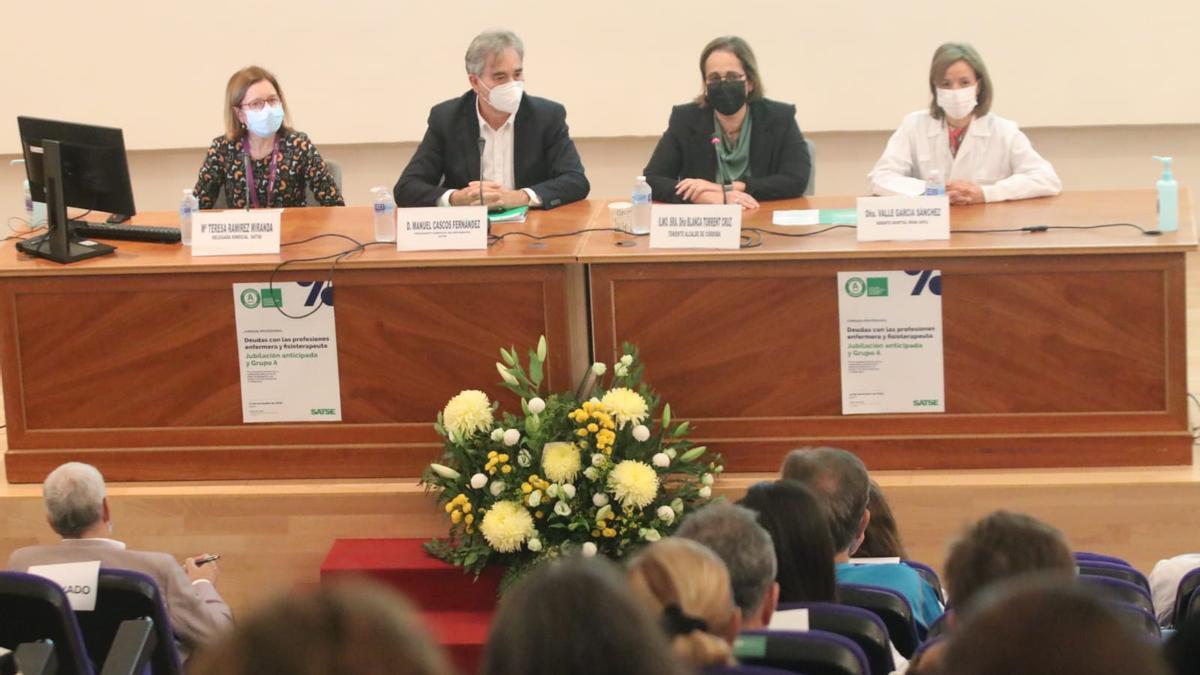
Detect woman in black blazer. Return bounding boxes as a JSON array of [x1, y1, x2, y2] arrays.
[[643, 36, 812, 208]]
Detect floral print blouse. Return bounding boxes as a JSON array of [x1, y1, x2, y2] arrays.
[[193, 130, 344, 209]]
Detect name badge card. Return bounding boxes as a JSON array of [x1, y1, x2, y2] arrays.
[[28, 560, 101, 611], [398, 207, 488, 251], [856, 196, 950, 242], [192, 209, 282, 256], [649, 205, 741, 250]]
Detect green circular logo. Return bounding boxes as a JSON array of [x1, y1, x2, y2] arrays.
[[240, 289, 261, 308], [845, 277, 866, 297]]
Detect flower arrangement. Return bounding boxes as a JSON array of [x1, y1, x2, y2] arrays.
[[422, 336, 723, 585]]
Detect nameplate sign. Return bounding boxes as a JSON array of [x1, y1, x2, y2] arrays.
[[28, 560, 101, 611], [856, 196, 950, 242], [397, 207, 488, 251], [649, 205, 741, 250], [192, 209, 282, 256]]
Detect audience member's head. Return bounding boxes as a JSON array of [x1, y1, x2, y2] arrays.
[[42, 462, 109, 538], [675, 502, 779, 628], [737, 480, 837, 603], [190, 582, 453, 675], [626, 538, 741, 668], [780, 447, 870, 556], [484, 555, 690, 675], [940, 577, 1170, 675], [857, 480, 908, 559], [944, 510, 1075, 613]]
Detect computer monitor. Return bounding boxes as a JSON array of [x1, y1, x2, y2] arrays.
[[16, 117, 137, 263]]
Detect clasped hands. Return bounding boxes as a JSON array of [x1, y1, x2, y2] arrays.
[[450, 181, 530, 208], [675, 178, 759, 209], [946, 180, 985, 205]]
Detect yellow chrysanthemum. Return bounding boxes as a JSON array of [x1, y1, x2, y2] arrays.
[[607, 460, 659, 509], [542, 442, 582, 483], [601, 388, 648, 429], [443, 390, 493, 440], [478, 500, 535, 553]]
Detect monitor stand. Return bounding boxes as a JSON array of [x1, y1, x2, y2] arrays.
[[15, 139, 115, 264]]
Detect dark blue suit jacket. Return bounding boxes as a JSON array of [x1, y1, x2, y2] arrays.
[[395, 91, 589, 209]]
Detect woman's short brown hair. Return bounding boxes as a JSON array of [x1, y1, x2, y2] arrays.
[[928, 42, 993, 120], [190, 582, 454, 675], [223, 65, 293, 140], [695, 36, 766, 106]]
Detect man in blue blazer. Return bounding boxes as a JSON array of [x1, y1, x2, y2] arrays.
[[395, 30, 589, 210]]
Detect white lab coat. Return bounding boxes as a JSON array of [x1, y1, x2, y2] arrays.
[[868, 110, 1062, 202]]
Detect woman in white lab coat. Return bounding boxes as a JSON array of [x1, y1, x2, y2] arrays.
[[868, 43, 1061, 205]]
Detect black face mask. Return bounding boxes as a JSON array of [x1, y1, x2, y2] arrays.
[[706, 80, 747, 116]]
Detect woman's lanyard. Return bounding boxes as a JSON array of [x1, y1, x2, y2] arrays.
[[244, 135, 280, 208]]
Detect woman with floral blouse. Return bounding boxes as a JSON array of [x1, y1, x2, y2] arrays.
[[194, 66, 344, 209]]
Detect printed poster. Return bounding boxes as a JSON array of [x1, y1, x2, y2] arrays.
[[838, 270, 945, 414], [233, 281, 342, 423]]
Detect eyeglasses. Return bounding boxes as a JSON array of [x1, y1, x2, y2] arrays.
[[239, 96, 282, 112], [706, 73, 746, 84]]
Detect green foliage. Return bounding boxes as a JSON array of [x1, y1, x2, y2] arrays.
[[422, 337, 724, 592]]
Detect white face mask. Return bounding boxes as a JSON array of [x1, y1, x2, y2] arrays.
[[936, 85, 977, 120], [481, 80, 524, 115]]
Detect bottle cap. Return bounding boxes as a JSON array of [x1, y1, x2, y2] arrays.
[[1153, 156, 1174, 180], [182, 188, 193, 196]]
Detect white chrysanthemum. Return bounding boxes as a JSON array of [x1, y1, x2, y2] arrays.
[[443, 390, 492, 440], [478, 501, 535, 553], [470, 473, 488, 489], [528, 397, 546, 414], [542, 442, 582, 483], [582, 542, 598, 557], [698, 486, 712, 499], [528, 537, 543, 552], [593, 493, 609, 507], [607, 460, 659, 509], [652, 453, 670, 468], [489, 480, 507, 497], [657, 505, 676, 525], [632, 425, 651, 442], [561, 484, 577, 499], [503, 428, 521, 447], [601, 388, 649, 429], [583, 467, 601, 481]]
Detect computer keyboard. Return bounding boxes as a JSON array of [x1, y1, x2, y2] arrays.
[[72, 223, 181, 244]]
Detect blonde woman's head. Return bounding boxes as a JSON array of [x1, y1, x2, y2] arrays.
[[627, 538, 742, 667]]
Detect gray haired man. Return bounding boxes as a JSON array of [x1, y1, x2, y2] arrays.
[[676, 502, 780, 629], [395, 29, 589, 210], [6, 462, 233, 662]]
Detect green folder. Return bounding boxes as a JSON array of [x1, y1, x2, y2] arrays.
[[487, 205, 529, 224]]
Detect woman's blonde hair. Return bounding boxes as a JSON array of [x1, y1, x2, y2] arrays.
[[928, 42, 993, 120], [223, 65, 293, 140], [627, 538, 738, 667]]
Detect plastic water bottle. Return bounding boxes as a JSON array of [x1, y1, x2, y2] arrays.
[[924, 170, 946, 196], [179, 189, 198, 246], [371, 187, 397, 242], [631, 176, 652, 235]]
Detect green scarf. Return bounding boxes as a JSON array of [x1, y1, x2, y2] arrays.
[[714, 111, 753, 182]]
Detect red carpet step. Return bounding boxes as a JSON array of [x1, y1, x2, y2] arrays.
[[320, 538, 501, 674]]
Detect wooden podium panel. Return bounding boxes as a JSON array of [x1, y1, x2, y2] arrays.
[[0, 204, 595, 482], [586, 191, 1195, 470]]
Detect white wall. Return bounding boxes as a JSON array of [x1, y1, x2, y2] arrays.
[[4, 0, 1200, 152]]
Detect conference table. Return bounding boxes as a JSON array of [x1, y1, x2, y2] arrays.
[[0, 191, 1192, 482]]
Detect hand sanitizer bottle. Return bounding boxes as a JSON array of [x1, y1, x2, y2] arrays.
[[1153, 156, 1178, 233]]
